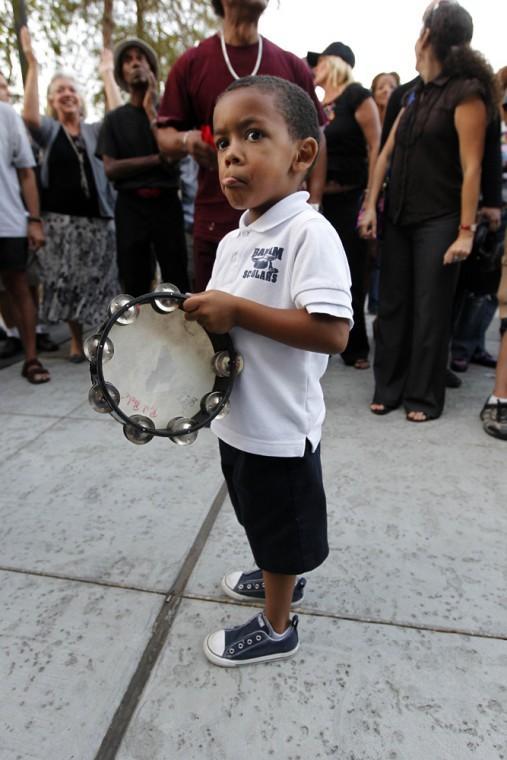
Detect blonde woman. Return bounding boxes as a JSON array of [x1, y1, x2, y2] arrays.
[[307, 42, 381, 369], [20, 26, 121, 361]]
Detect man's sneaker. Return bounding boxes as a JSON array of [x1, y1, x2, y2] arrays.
[[221, 568, 306, 607], [203, 611, 299, 667], [482, 398, 507, 441]]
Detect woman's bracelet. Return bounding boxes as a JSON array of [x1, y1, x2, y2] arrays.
[[27, 215, 43, 224]]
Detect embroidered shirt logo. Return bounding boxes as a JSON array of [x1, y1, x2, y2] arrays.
[[243, 246, 283, 283]]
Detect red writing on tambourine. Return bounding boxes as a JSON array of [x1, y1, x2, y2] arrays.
[[201, 125, 215, 149]]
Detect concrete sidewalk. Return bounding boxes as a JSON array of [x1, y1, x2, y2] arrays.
[[0, 330, 506, 760]]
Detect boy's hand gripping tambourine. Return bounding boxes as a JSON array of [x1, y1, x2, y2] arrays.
[[85, 284, 243, 446]]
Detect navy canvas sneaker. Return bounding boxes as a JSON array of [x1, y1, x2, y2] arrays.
[[204, 612, 299, 667], [221, 569, 306, 607]]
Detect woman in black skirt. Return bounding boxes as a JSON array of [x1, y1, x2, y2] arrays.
[[21, 27, 121, 361]]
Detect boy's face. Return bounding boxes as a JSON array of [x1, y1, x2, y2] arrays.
[[213, 88, 316, 222]]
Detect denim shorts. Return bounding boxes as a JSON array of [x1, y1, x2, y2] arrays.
[[219, 439, 329, 575]]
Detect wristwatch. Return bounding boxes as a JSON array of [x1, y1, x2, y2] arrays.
[[27, 215, 43, 224]]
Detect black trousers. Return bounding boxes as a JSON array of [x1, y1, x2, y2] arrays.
[[115, 190, 189, 297], [322, 189, 369, 363], [373, 213, 460, 418]]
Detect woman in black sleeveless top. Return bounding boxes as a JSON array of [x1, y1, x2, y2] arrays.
[[359, 2, 499, 422], [307, 42, 381, 370]]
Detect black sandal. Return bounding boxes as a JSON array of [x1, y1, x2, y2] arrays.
[[21, 358, 50, 384]]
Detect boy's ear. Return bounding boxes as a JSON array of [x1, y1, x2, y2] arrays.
[[293, 137, 319, 173]]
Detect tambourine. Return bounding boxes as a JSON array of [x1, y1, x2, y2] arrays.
[[85, 284, 243, 446]]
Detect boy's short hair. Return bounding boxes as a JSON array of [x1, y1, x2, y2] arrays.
[[221, 75, 320, 144]]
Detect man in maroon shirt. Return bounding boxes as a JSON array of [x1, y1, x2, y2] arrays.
[[156, 0, 326, 290]]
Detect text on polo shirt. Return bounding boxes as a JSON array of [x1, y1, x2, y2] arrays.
[[242, 246, 284, 283]]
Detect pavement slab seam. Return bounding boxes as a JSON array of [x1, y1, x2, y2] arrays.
[[94, 481, 228, 760], [179, 593, 507, 643], [0, 411, 65, 419], [0, 565, 168, 597], [1, 415, 65, 464]]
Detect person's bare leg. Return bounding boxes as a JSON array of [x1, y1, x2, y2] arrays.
[[0, 290, 16, 328], [263, 571, 296, 634], [1, 270, 37, 361], [493, 331, 507, 398], [68, 319, 83, 356]]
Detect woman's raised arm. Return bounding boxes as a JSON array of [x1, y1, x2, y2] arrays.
[[20, 26, 41, 130]]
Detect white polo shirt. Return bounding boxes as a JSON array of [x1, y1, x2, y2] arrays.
[[0, 102, 35, 238], [208, 191, 353, 458]]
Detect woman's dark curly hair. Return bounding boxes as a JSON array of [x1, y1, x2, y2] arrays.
[[423, 1, 500, 118], [211, 0, 224, 16]]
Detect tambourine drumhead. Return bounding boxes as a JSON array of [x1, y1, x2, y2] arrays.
[[103, 304, 216, 425], [87, 288, 242, 444]]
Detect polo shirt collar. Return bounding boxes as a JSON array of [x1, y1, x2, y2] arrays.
[[238, 191, 310, 233]]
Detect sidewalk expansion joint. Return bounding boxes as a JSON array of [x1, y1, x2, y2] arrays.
[[2, 414, 67, 463], [0, 565, 166, 597], [182, 593, 507, 643], [94, 480, 228, 760]]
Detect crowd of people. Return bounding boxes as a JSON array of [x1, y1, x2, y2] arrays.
[[0, 0, 505, 441], [0, 0, 506, 670]]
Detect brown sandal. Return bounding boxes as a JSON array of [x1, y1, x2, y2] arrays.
[[21, 358, 50, 384]]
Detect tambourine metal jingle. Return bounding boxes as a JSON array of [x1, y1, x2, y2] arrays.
[[167, 416, 198, 446], [108, 294, 140, 325], [201, 391, 231, 420], [84, 333, 114, 364], [88, 291, 238, 443], [88, 381, 120, 414], [212, 350, 244, 378], [151, 283, 183, 314], [123, 414, 156, 445]]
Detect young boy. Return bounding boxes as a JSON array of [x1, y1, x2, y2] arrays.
[[183, 76, 352, 666]]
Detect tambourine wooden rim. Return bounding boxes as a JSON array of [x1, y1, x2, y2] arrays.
[[88, 291, 239, 439]]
